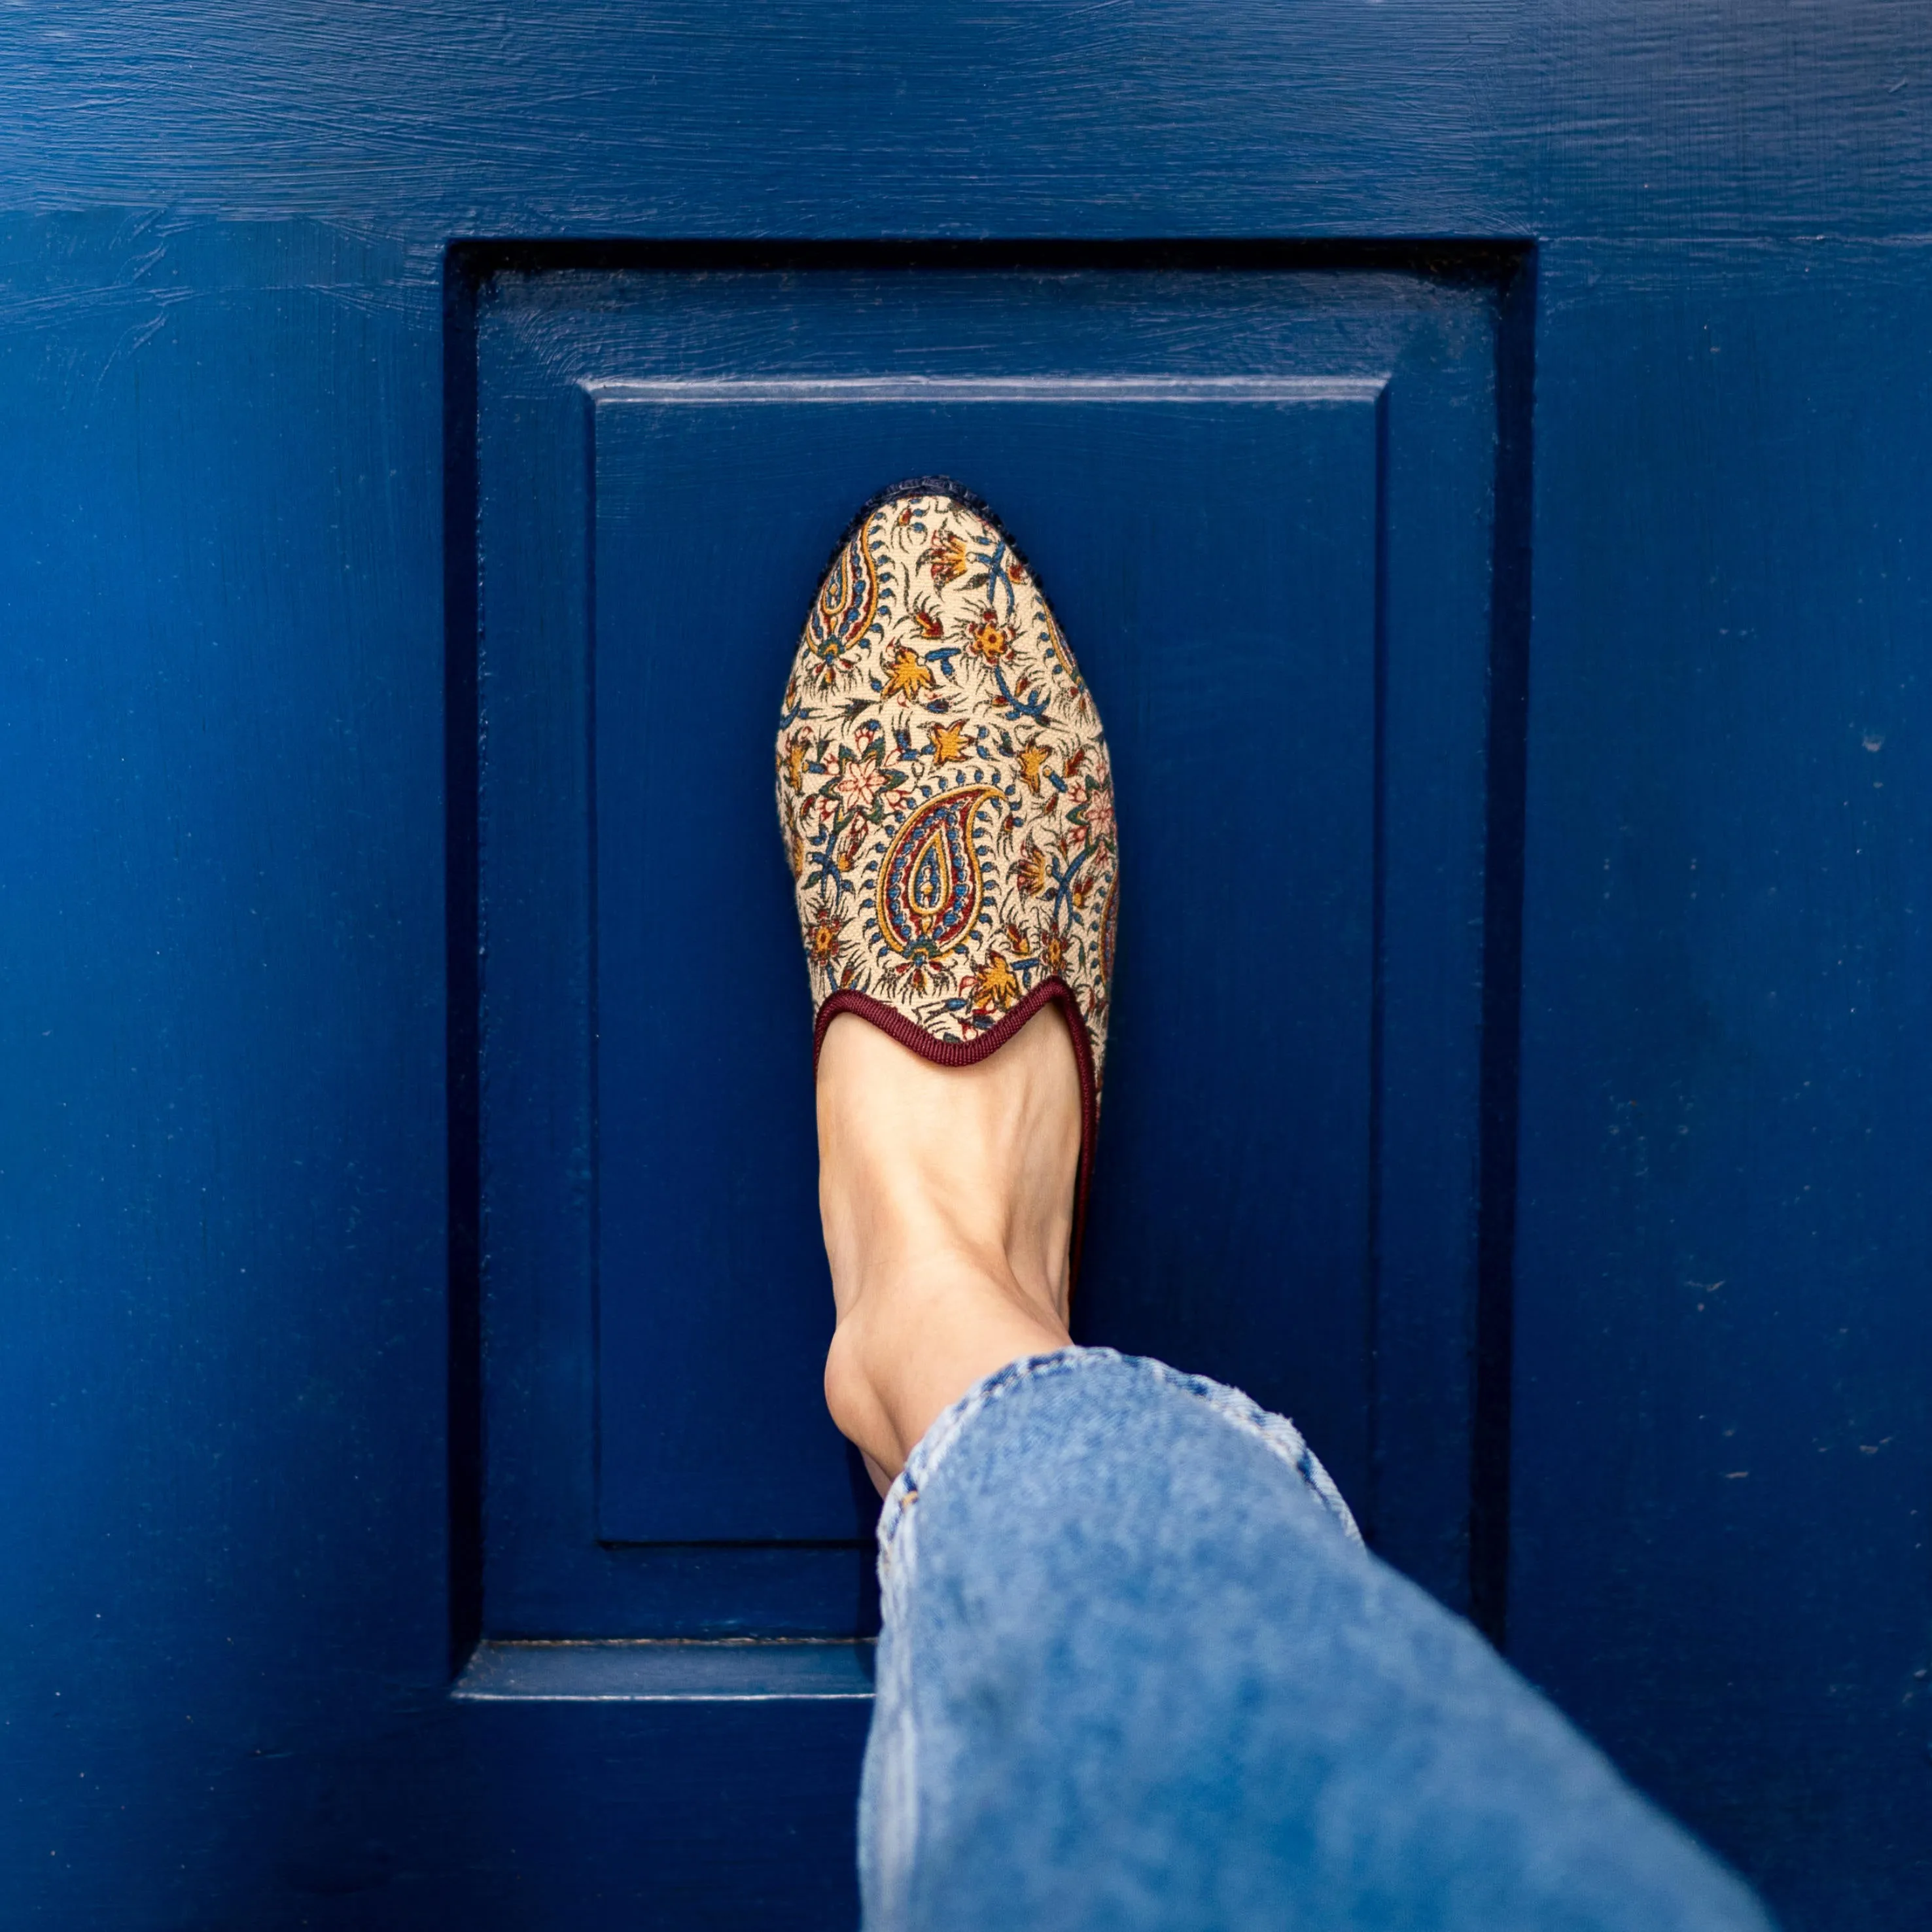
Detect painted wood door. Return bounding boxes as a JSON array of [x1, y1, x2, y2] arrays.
[[2, 9, 1927, 1930]]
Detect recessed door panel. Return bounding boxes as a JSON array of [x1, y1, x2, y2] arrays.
[[589, 386, 1378, 1543], [476, 262, 1502, 1638]]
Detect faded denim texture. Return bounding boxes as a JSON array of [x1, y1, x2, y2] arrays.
[[860, 1348, 1773, 1932]]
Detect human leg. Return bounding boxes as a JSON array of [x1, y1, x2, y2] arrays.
[[786, 481, 1774, 1931], [815, 990, 1771, 1931]]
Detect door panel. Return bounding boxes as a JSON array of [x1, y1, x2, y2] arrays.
[[474, 260, 1505, 1640], [593, 386, 1378, 1547]]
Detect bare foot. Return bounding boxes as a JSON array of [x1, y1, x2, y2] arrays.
[[817, 1007, 1081, 1489]]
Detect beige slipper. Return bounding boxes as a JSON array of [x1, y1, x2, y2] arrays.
[[775, 479, 1120, 1269]]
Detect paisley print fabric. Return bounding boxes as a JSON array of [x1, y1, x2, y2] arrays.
[[777, 483, 1119, 1088]]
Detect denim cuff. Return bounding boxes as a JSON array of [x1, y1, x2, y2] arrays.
[[877, 1344, 1361, 1561]]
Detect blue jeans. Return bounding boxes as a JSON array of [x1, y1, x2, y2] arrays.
[[860, 1348, 1774, 1932]]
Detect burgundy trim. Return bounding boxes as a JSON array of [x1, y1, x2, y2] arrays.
[[813, 979, 1100, 1286]]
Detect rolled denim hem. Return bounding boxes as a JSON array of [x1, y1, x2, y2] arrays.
[[877, 1344, 1361, 1564]]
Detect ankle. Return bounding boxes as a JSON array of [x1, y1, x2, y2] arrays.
[[824, 1256, 1070, 1479], [813, 1009, 1082, 1483]]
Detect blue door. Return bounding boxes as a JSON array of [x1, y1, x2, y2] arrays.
[[3, 12, 1927, 1931]]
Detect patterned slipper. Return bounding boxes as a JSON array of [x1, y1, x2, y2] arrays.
[[775, 479, 1120, 1273]]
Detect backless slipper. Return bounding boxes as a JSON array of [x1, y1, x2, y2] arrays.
[[775, 478, 1120, 1276]]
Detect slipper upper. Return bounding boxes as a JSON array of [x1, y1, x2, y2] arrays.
[[777, 483, 1119, 1094]]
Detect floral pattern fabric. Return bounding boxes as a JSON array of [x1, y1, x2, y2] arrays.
[[777, 485, 1119, 1084]]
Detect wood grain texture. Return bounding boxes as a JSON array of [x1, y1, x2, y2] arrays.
[[1513, 237, 1932, 1927], [0, 4, 1923, 233], [0, 7, 1925, 1928]]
